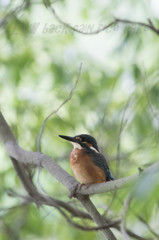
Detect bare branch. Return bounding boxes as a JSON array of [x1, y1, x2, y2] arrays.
[[0, 111, 117, 240], [1, 111, 159, 197], [141, 69, 159, 144], [116, 95, 133, 177], [1, 111, 159, 239], [36, 63, 83, 152], [0, 201, 29, 218], [79, 174, 137, 195], [1, 1, 159, 37], [115, 225, 153, 240], [115, 18, 159, 36], [48, 203, 120, 232], [137, 215, 159, 239], [78, 195, 117, 239], [49, 6, 117, 35], [49, 6, 159, 36], [1, 198, 149, 240], [6, 189, 120, 232], [0, 0, 28, 28], [11, 157, 91, 219], [101, 91, 133, 219]]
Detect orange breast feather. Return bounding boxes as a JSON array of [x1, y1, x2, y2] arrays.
[[70, 148, 106, 184]]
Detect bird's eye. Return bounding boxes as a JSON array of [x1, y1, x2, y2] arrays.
[[75, 137, 82, 141]]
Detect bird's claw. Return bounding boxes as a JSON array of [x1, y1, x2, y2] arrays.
[[69, 183, 79, 199], [79, 183, 85, 190], [79, 183, 91, 190], [69, 183, 91, 199]]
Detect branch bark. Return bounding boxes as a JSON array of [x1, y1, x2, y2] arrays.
[[0, 111, 117, 240], [1, 111, 159, 239], [1, 111, 159, 197], [11, 156, 91, 220]]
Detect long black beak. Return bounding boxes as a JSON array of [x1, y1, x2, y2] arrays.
[[59, 135, 77, 143]]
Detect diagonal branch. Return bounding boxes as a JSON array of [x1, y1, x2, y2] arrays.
[[1, 112, 159, 238], [11, 156, 91, 219], [9, 156, 145, 238], [0, 111, 117, 240], [137, 215, 159, 239], [0, 0, 30, 28], [1, 111, 159, 196]]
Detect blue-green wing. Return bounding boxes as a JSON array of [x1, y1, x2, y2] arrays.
[[88, 150, 114, 181]]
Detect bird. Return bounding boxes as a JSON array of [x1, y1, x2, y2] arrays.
[[59, 134, 114, 188]]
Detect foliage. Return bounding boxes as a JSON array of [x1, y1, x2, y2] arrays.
[[0, 0, 159, 239]]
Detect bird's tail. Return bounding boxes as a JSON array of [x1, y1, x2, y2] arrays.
[[106, 169, 114, 181]]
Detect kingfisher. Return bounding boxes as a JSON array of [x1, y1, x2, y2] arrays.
[[59, 134, 114, 187]]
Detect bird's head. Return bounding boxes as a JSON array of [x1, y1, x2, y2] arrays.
[[59, 134, 99, 153]]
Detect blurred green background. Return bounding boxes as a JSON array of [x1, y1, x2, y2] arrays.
[[0, 0, 159, 239]]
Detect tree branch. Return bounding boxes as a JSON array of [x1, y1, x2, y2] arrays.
[[137, 215, 159, 239], [49, 6, 159, 36], [1, 111, 159, 197], [49, 6, 118, 35], [11, 156, 91, 220], [78, 195, 117, 239], [0, 0, 29, 28], [115, 18, 159, 36], [0, 111, 117, 239], [1, 111, 159, 238]]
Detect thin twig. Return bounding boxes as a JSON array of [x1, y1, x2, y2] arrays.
[[1, 2, 159, 37], [98, 77, 118, 146], [0, 198, 150, 240], [141, 68, 159, 144], [115, 18, 159, 36], [49, 6, 159, 36], [116, 95, 133, 177], [116, 195, 154, 240], [36, 63, 83, 152], [8, 188, 120, 232], [10, 157, 91, 220], [137, 215, 159, 239], [53, 205, 120, 232], [0, 202, 29, 218], [49, 6, 117, 35], [105, 96, 133, 216], [0, 1, 27, 28], [120, 194, 132, 240], [115, 225, 152, 240]]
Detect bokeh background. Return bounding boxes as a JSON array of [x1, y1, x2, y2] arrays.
[[0, 0, 159, 239]]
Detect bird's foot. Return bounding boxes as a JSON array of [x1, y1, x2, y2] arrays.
[[69, 183, 91, 199], [79, 183, 91, 190], [69, 183, 92, 199], [69, 183, 79, 199]]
